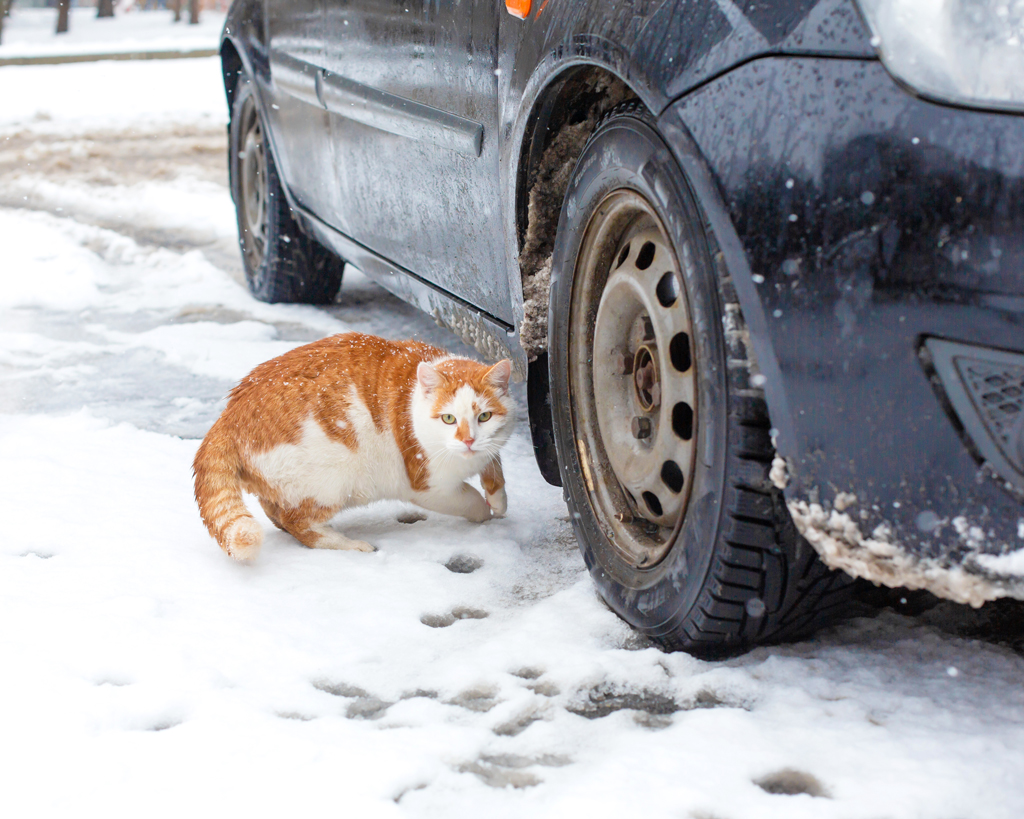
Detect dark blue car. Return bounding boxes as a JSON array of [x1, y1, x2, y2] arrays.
[[218, 0, 1024, 655]]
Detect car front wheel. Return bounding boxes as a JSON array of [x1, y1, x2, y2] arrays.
[[547, 103, 853, 656]]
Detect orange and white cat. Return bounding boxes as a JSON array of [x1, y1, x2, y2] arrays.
[[193, 332, 514, 561]]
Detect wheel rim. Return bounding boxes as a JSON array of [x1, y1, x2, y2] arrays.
[[569, 190, 698, 568], [238, 97, 267, 270]]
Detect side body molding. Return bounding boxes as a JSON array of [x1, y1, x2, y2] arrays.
[[317, 71, 484, 158], [269, 48, 483, 159], [269, 49, 320, 107]]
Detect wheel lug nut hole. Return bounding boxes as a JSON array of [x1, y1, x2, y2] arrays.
[[656, 272, 679, 307], [639, 315, 655, 343], [661, 460, 684, 494], [636, 241, 656, 270], [642, 491, 663, 517], [670, 332, 692, 373], [673, 401, 694, 441]]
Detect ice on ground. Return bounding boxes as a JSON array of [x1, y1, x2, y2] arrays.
[[1, 174, 237, 250], [0, 207, 336, 327], [0, 211, 107, 310], [0, 207, 343, 435]]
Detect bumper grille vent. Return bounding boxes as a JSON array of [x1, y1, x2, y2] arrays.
[[925, 338, 1024, 493], [955, 358, 1024, 470]]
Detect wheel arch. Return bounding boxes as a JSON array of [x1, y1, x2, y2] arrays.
[[220, 39, 244, 120], [510, 59, 794, 485], [655, 102, 798, 461], [219, 0, 270, 100], [220, 38, 245, 205], [499, 0, 862, 479], [510, 61, 644, 487], [220, 24, 314, 247]]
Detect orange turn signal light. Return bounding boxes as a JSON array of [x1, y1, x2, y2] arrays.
[[505, 0, 531, 19]]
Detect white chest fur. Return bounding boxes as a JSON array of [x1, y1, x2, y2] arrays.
[[250, 411, 411, 508]]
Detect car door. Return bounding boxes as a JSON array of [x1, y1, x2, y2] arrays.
[[319, 0, 512, 324], [264, 0, 333, 217]]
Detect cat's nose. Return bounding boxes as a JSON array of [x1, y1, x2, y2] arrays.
[[463, 437, 475, 449]]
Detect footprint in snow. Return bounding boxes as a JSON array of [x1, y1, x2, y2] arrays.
[[755, 768, 830, 798], [444, 553, 483, 573], [420, 606, 488, 628]]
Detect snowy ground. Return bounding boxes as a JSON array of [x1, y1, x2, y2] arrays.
[[1, 55, 1024, 819], [0, 7, 224, 59]]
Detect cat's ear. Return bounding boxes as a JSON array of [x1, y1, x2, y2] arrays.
[[417, 362, 443, 394], [486, 359, 512, 395]]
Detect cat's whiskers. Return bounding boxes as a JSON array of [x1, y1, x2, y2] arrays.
[[481, 436, 530, 457]]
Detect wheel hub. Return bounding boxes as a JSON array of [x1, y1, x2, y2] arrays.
[[571, 192, 698, 567], [633, 343, 660, 411]]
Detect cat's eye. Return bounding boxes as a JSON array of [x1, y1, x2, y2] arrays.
[[478, 411, 492, 423], [441, 413, 456, 425]]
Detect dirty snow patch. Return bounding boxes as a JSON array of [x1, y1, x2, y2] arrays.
[[788, 500, 1017, 608], [769, 454, 789, 489], [976, 549, 1024, 578]]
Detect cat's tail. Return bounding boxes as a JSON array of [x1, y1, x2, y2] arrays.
[[192, 428, 262, 561]]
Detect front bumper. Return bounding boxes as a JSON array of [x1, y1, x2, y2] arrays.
[[661, 56, 1024, 596]]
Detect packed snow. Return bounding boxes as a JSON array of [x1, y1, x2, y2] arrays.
[[0, 57, 225, 133], [1, 38, 1023, 819], [0, 6, 224, 59]]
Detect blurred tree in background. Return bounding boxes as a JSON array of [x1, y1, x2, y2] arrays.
[[172, 0, 201, 25], [0, 0, 9, 46], [56, 0, 70, 35], [97, 0, 115, 18]]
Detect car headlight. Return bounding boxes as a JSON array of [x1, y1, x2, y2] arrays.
[[857, 0, 1024, 111]]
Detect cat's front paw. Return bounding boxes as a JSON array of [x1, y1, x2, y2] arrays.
[[460, 485, 492, 523], [486, 487, 507, 518], [313, 530, 377, 552]]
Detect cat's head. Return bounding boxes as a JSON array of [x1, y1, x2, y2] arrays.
[[413, 357, 514, 460]]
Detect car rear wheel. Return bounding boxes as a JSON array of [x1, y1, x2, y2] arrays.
[[548, 104, 853, 656], [229, 75, 343, 304]]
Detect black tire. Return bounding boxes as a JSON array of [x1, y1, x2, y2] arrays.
[[547, 103, 853, 657], [229, 75, 343, 304]]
